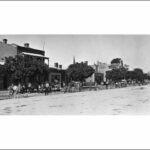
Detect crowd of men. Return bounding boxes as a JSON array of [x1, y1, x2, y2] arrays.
[[8, 82, 56, 98], [7, 79, 148, 99]]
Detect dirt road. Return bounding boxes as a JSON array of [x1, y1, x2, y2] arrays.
[[0, 85, 150, 115]]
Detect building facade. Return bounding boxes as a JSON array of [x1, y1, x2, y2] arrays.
[[0, 39, 50, 89], [0, 39, 67, 90], [49, 67, 66, 88], [92, 61, 110, 82], [0, 39, 49, 65]]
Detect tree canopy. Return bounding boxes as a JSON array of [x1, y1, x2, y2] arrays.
[[106, 67, 127, 82], [66, 62, 94, 82], [106, 58, 147, 82], [3, 55, 49, 84], [133, 68, 144, 81], [111, 58, 122, 64], [106, 66, 146, 82]]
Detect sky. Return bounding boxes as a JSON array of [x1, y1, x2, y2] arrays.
[[0, 35, 150, 72]]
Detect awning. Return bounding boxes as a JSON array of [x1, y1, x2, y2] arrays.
[[20, 52, 49, 59]]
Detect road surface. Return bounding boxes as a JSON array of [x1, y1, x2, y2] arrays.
[[0, 85, 150, 115]]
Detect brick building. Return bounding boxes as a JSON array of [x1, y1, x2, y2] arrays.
[[49, 64, 67, 88], [0, 39, 49, 89], [0, 39, 49, 65], [0, 39, 67, 90]]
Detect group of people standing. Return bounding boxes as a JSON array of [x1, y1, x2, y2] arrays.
[[8, 81, 83, 98], [8, 81, 52, 98], [7, 79, 145, 99]]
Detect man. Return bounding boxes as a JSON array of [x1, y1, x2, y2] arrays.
[[28, 82, 32, 93], [12, 84, 18, 98], [45, 82, 49, 96], [8, 84, 14, 98]]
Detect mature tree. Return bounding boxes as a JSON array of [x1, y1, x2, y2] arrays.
[[23, 56, 49, 83], [3, 55, 49, 84], [107, 57, 131, 82], [133, 68, 144, 82], [66, 62, 94, 82], [106, 62, 128, 82], [125, 71, 136, 80], [109, 58, 124, 70], [107, 57, 148, 83], [111, 58, 123, 64], [143, 73, 149, 80], [106, 67, 127, 82]]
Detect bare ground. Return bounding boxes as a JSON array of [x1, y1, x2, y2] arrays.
[[0, 85, 150, 115]]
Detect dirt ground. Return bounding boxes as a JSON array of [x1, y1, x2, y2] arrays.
[[0, 85, 150, 115]]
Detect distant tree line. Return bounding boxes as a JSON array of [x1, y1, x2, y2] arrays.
[[106, 58, 150, 83], [0, 56, 149, 87]]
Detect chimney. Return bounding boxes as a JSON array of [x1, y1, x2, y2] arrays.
[[24, 43, 29, 48], [3, 39, 7, 44], [59, 65, 62, 70], [54, 62, 58, 68]]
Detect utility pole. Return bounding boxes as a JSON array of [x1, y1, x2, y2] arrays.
[[73, 56, 76, 64], [43, 41, 45, 51]]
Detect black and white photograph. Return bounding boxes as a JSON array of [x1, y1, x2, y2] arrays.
[[1, 1, 150, 149], [0, 35, 150, 115]]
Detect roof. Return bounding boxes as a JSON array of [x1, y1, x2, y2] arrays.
[[17, 45, 45, 56], [20, 52, 49, 59]]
